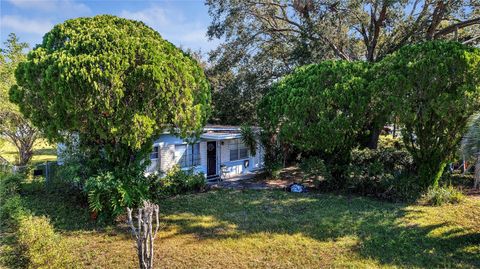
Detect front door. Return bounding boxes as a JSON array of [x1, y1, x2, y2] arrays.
[[207, 141, 217, 177]]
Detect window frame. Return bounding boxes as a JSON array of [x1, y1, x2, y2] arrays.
[[150, 145, 159, 160], [229, 139, 249, 161], [176, 143, 201, 168]]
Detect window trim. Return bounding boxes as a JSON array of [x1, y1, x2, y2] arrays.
[[229, 139, 249, 161], [150, 145, 159, 160], [176, 143, 201, 168]]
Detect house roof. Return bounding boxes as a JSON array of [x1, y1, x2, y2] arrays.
[[200, 132, 242, 140], [204, 125, 241, 132]]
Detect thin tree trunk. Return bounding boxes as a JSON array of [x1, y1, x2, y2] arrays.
[[127, 201, 160, 269], [475, 155, 480, 189]]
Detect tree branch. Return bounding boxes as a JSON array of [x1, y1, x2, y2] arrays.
[[434, 17, 480, 38]]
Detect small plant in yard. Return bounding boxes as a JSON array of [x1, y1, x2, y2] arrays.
[[240, 124, 257, 156], [0, 172, 75, 268], [152, 166, 205, 198], [420, 185, 465, 206], [17, 215, 75, 268]]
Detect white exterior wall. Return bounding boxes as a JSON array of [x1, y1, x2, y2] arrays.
[[57, 132, 264, 178], [149, 135, 264, 178], [199, 141, 207, 173], [217, 139, 264, 179], [153, 134, 205, 175]]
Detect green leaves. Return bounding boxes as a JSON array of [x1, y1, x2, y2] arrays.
[[373, 41, 480, 188], [10, 15, 211, 171], [259, 60, 372, 162], [260, 41, 480, 190]]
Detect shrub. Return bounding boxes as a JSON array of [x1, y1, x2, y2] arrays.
[[345, 147, 420, 201], [420, 185, 465, 206], [0, 173, 26, 227], [265, 162, 283, 179], [48, 163, 85, 192], [0, 195, 26, 227], [299, 157, 332, 188], [17, 215, 75, 268], [152, 166, 206, 198], [443, 173, 474, 188], [378, 135, 403, 149], [0, 173, 24, 198], [84, 171, 150, 221]]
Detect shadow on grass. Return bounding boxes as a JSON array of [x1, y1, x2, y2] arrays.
[[158, 190, 480, 268], [16, 181, 480, 268], [18, 180, 127, 235]]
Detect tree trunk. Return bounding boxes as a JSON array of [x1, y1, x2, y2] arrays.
[[365, 127, 381, 149], [127, 201, 160, 269], [474, 155, 480, 189], [418, 159, 447, 189]]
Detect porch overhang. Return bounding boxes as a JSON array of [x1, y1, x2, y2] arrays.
[[200, 132, 242, 140]]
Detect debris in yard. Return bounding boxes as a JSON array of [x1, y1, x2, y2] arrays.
[[288, 183, 306, 193]]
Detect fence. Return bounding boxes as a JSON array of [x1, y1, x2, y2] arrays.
[[1, 161, 59, 183]]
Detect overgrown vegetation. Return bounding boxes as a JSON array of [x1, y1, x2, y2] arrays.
[[375, 41, 480, 188], [4, 180, 480, 268], [420, 185, 465, 206], [260, 41, 480, 198], [206, 0, 479, 126], [0, 173, 74, 268], [152, 166, 206, 199], [299, 156, 332, 188], [9, 16, 212, 267]]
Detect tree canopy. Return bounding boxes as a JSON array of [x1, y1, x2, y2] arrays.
[[206, 0, 480, 126], [11, 15, 211, 170], [0, 33, 38, 166], [259, 60, 372, 163], [375, 41, 480, 188]]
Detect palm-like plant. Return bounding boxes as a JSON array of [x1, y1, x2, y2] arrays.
[[461, 113, 480, 189], [240, 124, 257, 156]]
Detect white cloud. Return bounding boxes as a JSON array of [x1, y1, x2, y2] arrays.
[[118, 6, 216, 52], [1, 15, 53, 35], [7, 0, 90, 14], [119, 7, 170, 29]]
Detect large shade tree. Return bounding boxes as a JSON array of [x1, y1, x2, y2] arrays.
[[374, 41, 480, 189], [0, 33, 39, 166], [206, 0, 480, 147], [259, 60, 374, 179], [11, 15, 210, 171], [10, 15, 211, 269]]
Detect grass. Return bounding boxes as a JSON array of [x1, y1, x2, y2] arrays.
[[3, 180, 480, 269], [0, 138, 56, 165]]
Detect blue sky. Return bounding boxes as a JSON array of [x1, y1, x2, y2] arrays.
[[0, 0, 219, 53]]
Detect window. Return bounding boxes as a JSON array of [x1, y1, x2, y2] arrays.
[[229, 139, 248, 161], [150, 145, 159, 159], [176, 143, 200, 168]]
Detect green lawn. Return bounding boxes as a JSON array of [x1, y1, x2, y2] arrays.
[[0, 139, 56, 165], [6, 181, 480, 269]]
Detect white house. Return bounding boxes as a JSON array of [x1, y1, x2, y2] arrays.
[[58, 125, 265, 180], [146, 125, 264, 179]]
